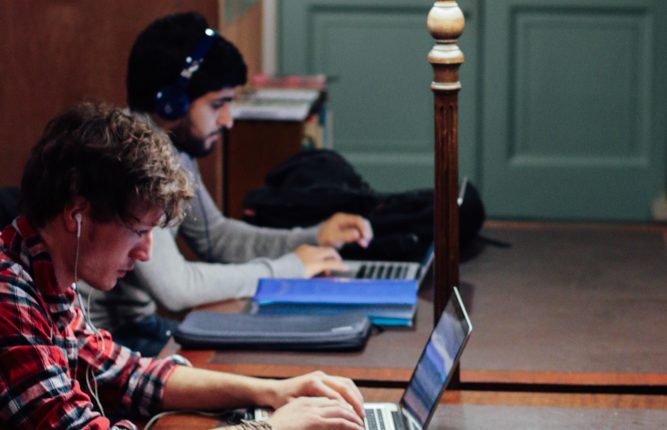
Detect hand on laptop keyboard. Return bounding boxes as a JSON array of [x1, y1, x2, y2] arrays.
[[294, 244, 348, 278], [268, 397, 364, 430]]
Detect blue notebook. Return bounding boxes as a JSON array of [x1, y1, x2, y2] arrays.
[[253, 278, 418, 327]]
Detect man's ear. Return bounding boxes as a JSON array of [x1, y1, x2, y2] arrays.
[[150, 111, 180, 131], [63, 197, 89, 235]]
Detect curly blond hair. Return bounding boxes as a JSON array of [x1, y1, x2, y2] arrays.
[[20, 101, 193, 228]]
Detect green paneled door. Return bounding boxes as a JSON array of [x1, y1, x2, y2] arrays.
[[279, 0, 479, 192], [279, 0, 667, 221], [481, 0, 667, 221]]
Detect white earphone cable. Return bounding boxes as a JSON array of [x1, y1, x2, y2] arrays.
[[72, 214, 106, 417]]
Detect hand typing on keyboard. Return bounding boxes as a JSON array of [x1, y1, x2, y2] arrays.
[[268, 397, 364, 430], [262, 371, 366, 430], [294, 245, 348, 278]]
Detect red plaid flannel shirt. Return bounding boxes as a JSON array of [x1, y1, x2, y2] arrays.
[[0, 217, 190, 429]]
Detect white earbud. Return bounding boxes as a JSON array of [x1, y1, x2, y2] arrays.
[[70, 210, 106, 415], [74, 213, 82, 238]]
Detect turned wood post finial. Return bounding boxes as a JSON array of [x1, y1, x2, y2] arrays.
[[428, 1, 464, 90], [427, 1, 464, 322]]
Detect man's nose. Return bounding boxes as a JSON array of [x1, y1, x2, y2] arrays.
[[130, 229, 153, 262], [217, 104, 234, 129]]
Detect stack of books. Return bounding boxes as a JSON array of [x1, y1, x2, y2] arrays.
[[231, 74, 326, 122], [252, 277, 418, 327], [250, 73, 326, 91]]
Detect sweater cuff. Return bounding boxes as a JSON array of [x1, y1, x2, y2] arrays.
[[269, 252, 306, 278], [290, 225, 320, 246]]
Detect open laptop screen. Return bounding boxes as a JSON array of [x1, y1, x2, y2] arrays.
[[399, 287, 472, 428]]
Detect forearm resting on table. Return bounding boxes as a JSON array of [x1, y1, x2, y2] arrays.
[[162, 366, 276, 411]]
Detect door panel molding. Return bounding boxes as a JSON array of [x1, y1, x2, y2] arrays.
[[482, 0, 665, 220], [280, 0, 465, 192]]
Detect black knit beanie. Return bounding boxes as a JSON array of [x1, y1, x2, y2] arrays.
[[126, 11, 248, 113]]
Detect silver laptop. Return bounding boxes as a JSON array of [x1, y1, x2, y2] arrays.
[[330, 242, 434, 282], [250, 286, 472, 430], [330, 177, 469, 282], [362, 286, 471, 430]]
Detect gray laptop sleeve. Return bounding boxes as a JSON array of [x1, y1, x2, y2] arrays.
[[174, 311, 372, 351]]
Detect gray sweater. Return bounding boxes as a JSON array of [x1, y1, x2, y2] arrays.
[[83, 149, 319, 331]]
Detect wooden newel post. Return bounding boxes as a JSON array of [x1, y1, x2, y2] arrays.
[[427, 1, 464, 323]]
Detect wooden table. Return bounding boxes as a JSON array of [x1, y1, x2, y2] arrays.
[[161, 293, 434, 387], [147, 389, 667, 429], [154, 280, 667, 429], [158, 272, 438, 387]]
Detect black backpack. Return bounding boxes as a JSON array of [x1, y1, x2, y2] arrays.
[[242, 150, 485, 262]]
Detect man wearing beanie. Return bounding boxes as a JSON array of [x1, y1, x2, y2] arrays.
[[79, 11, 373, 356]]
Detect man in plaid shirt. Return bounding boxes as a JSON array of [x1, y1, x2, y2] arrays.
[[0, 103, 366, 429]]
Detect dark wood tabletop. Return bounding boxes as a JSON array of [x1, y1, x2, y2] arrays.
[[161, 293, 434, 386], [145, 389, 667, 430]]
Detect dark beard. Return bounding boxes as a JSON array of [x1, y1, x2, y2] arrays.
[[169, 118, 219, 158]]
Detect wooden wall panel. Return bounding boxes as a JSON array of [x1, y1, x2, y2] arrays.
[[218, 0, 263, 79], [0, 0, 218, 187]]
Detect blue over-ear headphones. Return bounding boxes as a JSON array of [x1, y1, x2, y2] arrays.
[[154, 28, 217, 120]]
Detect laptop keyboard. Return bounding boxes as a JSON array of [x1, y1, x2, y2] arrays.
[[365, 408, 384, 430], [391, 410, 407, 430], [364, 408, 407, 430], [356, 263, 410, 279]]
